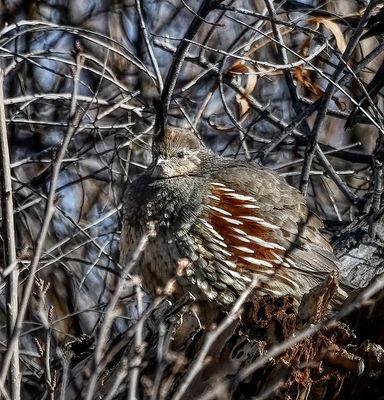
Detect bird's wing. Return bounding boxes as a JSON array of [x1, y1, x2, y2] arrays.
[[194, 166, 340, 285]]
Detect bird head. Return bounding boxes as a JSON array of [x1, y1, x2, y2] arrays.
[[148, 127, 206, 178]]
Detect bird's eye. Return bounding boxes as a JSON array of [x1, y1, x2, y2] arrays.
[[177, 151, 185, 158]]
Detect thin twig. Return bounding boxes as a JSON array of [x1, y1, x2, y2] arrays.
[[128, 284, 145, 400], [58, 355, 70, 400], [171, 277, 259, 400], [300, 0, 383, 195], [315, 144, 360, 206], [0, 46, 84, 388], [84, 232, 151, 400], [135, 0, 163, 93], [265, 0, 312, 138], [161, 0, 223, 113], [103, 358, 128, 400], [0, 65, 20, 399]]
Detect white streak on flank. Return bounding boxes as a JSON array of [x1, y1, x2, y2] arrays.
[[210, 238, 228, 248], [230, 234, 250, 243], [222, 260, 237, 269], [211, 182, 235, 192], [231, 227, 248, 236], [226, 268, 247, 279], [263, 287, 283, 296], [286, 257, 298, 268], [206, 241, 231, 256], [241, 204, 259, 209], [253, 270, 275, 278], [272, 253, 289, 266], [248, 235, 285, 250], [276, 272, 299, 288], [239, 256, 274, 268], [226, 193, 257, 202], [220, 216, 243, 225], [198, 218, 225, 241], [239, 216, 279, 229], [219, 248, 232, 257], [338, 287, 349, 298], [239, 215, 263, 222], [281, 261, 291, 268], [218, 188, 235, 192], [207, 204, 232, 216], [259, 221, 280, 229], [212, 231, 226, 242], [208, 194, 220, 201], [233, 246, 254, 254]]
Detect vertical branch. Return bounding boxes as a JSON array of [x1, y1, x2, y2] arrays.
[[0, 66, 20, 399], [0, 45, 84, 389], [264, 0, 311, 131], [161, 0, 223, 115], [128, 284, 145, 400], [135, 0, 164, 93], [84, 231, 151, 400]]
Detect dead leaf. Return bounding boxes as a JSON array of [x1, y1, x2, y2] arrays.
[[310, 16, 347, 53], [293, 67, 324, 98], [300, 36, 312, 57], [227, 62, 258, 119]]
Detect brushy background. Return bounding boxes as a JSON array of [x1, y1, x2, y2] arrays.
[[0, 0, 384, 399]]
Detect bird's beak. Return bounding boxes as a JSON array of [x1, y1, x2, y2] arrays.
[[149, 155, 168, 178]]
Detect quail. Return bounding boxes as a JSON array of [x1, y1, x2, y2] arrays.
[[120, 127, 347, 309]]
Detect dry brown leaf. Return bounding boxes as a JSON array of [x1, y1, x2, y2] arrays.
[[300, 36, 312, 57], [309, 16, 347, 53], [227, 62, 249, 74], [294, 67, 324, 98], [227, 62, 258, 119], [294, 67, 344, 109]]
